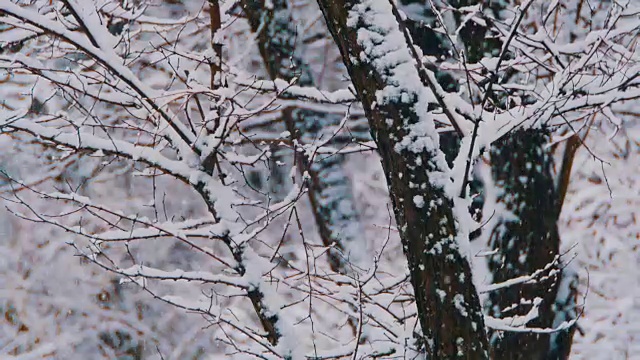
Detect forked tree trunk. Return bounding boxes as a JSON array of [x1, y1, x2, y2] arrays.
[[399, 1, 578, 356], [315, 0, 489, 357]]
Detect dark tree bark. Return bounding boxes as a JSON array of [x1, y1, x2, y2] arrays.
[[314, 0, 489, 357], [242, 0, 363, 273], [400, 1, 578, 358], [485, 128, 576, 360], [400, 1, 484, 223]]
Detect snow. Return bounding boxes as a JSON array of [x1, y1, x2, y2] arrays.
[[413, 195, 425, 208], [346, 0, 442, 166], [119, 264, 244, 287], [0, 1, 198, 162], [0, 0, 637, 358], [453, 293, 469, 317]]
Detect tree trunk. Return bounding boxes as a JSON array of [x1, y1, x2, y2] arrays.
[[398, 1, 578, 356], [485, 128, 574, 359], [315, 0, 489, 357], [242, 0, 363, 273]]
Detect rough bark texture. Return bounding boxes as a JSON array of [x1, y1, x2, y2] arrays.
[[315, 0, 489, 357], [486, 128, 571, 359], [401, 1, 484, 228], [242, 0, 363, 273], [399, 1, 578, 356]]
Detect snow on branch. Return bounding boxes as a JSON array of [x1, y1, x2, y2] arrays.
[[233, 76, 357, 104], [0, 112, 198, 183], [0, 1, 198, 158]]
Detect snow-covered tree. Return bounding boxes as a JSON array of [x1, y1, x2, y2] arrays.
[[0, 0, 637, 359], [314, 0, 638, 358]]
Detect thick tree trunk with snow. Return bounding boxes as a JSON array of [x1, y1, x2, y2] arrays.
[[242, 0, 363, 273], [398, 1, 578, 356], [315, 0, 489, 357], [485, 128, 571, 359]]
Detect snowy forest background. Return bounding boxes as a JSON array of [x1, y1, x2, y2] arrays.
[[0, 0, 638, 359]]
